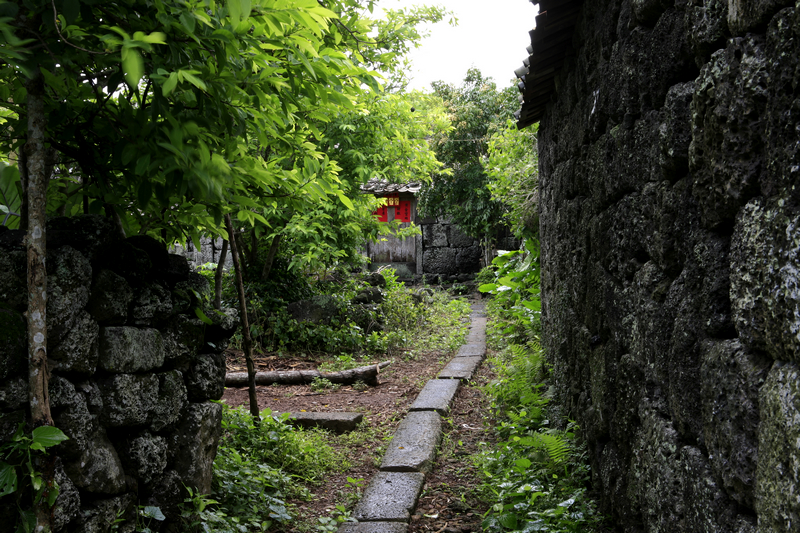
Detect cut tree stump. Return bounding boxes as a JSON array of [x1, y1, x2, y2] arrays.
[[225, 361, 391, 387]]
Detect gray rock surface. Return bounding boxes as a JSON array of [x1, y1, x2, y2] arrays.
[[122, 431, 167, 484], [283, 412, 364, 433], [353, 472, 425, 522], [0, 307, 25, 379], [755, 362, 800, 532], [98, 327, 164, 373], [380, 411, 442, 473], [185, 353, 226, 401], [339, 523, 408, 533], [87, 269, 132, 324], [99, 373, 159, 427], [438, 356, 482, 381], [47, 246, 92, 345], [167, 402, 223, 493], [409, 379, 460, 416], [730, 196, 800, 362], [150, 370, 188, 432], [701, 340, 771, 507], [49, 311, 99, 374], [456, 343, 486, 358], [535, 1, 800, 530]]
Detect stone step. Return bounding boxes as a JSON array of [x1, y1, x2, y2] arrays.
[[438, 356, 483, 381], [352, 471, 425, 522], [456, 343, 486, 358], [409, 379, 460, 416], [281, 412, 363, 433], [339, 522, 408, 533], [380, 411, 442, 473], [470, 316, 488, 329]]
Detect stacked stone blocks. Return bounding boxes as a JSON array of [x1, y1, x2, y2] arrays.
[[0, 215, 238, 533]]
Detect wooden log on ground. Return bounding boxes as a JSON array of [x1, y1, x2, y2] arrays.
[[225, 361, 391, 387]]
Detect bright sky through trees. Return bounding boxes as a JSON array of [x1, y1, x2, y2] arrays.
[[378, 0, 539, 91]]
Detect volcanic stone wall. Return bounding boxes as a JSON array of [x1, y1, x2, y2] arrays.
[[0, 215, 237, 532], [418, 217, 518, 282], [537, 1, 800, 532]]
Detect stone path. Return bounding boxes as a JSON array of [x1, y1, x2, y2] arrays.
[[338, 302, 487, 533]]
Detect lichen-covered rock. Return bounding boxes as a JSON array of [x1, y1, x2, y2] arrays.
[[203, 307, 239, 348], [689, 36, 769, 228], [755, 361, 800, 533], [145, 469, 184, 520], [99, 373, 158, 427], [67, 493, 135, 533], [0, 240, 25, 311], [0, 377, 27, 411], [455, 245, 482, 273], [0, 307, 25, 379], [731, 196, 800, 361], [131, 283, 173, 326], [701, 340, 771, 507], [727, 0, 795, 36], [53, 458, 80, 531], [764, 6, 800, 197], [150, 370, 187, 432], [98, 327, 164, 373], [49, 311, 99, 374], [172, 272, 211, 314], [167, 402, 223, 493], [422, 247, 457, 275], [632, 0, 671, 25], [122, 431, 167, 484], [47, 246, 92, 344], [63, 428, 127, 495], [659, 81, 695, 180], [685, 0, 729, 64], [185, 353, 226, 402], [87, 269, 132, 325], [162, 315, 205, 365], [422, 224, 448, 248]]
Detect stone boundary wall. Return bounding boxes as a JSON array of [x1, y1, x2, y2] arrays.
[[0, 215, 238, 533], [538, 2, 800, 532], [417, 217, 519, 282], [172, 236, 232, 271]]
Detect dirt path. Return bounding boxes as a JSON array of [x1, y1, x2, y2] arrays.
[[221, 302, 496, 532]]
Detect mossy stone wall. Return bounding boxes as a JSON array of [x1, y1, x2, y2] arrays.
[[538, 1, 800, 531]]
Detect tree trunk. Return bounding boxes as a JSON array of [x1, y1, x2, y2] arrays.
[[224, 214, 260, 421], [214, 239, 229, 310], [260, 234, 282, 280], [24, 71, 55, 533], [225, 361, 391, 387], [248, 227, 258, 266]]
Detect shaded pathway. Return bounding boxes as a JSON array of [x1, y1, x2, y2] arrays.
[[338, 302, 488, 533]]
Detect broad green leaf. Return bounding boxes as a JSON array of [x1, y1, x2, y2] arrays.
[[162, 72, 178, 96], [194, 307, 213, 325], [31, 426, 69, 448], [0, 462, 17, 497], [336, 191, 354, 210], [122, 48, 144, 88]]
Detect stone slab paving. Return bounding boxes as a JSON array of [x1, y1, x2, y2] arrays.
[[456, 342, 486, 358], [352, 472, 425, 522], [438, 356, 483, 381], [409, 379, 460, 416], [340, 301, 488, 533], [380, 411, 442, 472], [339, 522, 408, 533], [282, 412, 362, 433]]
